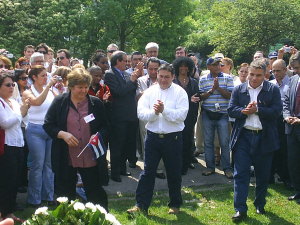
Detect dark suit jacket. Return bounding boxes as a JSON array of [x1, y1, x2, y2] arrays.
[[228, 81, 282, 154], [104, 67, 138, 122], [283, 75, 300, 134], [43, 93, 109, 184]]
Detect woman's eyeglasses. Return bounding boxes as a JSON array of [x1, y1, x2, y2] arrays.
[[3, 83, 16, 87], [0, 64, 10, 69], [19, 77, 28, 81]]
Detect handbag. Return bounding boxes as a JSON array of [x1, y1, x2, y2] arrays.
[[0, 99, 5, 156]]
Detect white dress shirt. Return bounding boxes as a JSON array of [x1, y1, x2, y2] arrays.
[[0, 97, 24, 147], [138, 83, 189, 134], [244, 81, 263, 130]]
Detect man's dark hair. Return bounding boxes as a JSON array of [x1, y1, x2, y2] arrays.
[[158, 63, 174, 74], [250, 58, 267, 73], [131, 51, 142, 59], [110, 51, 126, 67], [92, 53, 106, 65], [172, 57, 195, 77], [57, 49, 71, 59], [36, 43, 49, 54], [146, 57, 161, 68], [24, 45, 35, 51]]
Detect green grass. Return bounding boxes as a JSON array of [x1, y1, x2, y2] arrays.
[[16, 183, 299, 225]]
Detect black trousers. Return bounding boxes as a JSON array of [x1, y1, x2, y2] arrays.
[[109, 121, 137, 177], [0, 145, 23, 217], [287, 126, 300, 192], [55, 166, 108, 211], [182, 125, 194, 173]]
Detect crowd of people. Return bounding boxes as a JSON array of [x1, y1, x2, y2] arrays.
[[0, 41, 300, 223]]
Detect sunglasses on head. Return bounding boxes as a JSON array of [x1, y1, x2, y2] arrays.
[[107, 50, 116, 53], [4, 83, 16, 88], [57, 56, 65, 60], [38, 51, 47, 55], [0, 64, 10, 69], [19, 76, 28, 81]]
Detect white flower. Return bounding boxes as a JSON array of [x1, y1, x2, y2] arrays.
[[95, 204, 107, 215], [56, 197, 68, 203], [85, 202, 96, 212], [34, 207, 49, 215], [23, 220, 31, 224], [105, 213, 121, 225], [73, 202, 85, 211]]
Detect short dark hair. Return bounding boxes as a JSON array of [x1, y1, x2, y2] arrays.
[[14, 69, 26, 82], [0, 72, 13, 87], [158, 63, 174, 74], [36, 43, 49, 54], [146, 57, 161, 68], [57, 49, 71, 59], [131, 51, 142, 59], [92, 53, 107, 65], [110, 51, 126, 67], [249, 59, 267, 73], [172, 57, 195, 77]]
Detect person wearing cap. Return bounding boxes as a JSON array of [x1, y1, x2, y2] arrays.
[[268, 51, 278, 67], [228, 59, 282, 221], [199, 57, 234, 179]]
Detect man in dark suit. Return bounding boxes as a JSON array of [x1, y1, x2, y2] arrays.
[[228, 59, 282, 222], [104, 51, 141, 182], [283, 52, 300, 203]]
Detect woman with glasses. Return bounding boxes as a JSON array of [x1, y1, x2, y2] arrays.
[[14, 69, 29, 98], [0, 72, 29, 223], [15, 57, 30, 71], [22, 66, 58, 207], [0, 56, 13, 71]]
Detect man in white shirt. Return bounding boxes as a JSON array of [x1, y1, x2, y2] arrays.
[[127, 64, 188, 215], [228, 59, 282, 222]]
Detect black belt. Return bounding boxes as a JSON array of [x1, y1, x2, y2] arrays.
[[147, 130, 181, 139], [243, 128, 262, 134]]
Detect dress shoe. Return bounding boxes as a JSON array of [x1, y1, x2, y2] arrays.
[[224, 170, 233, 179], [168, 207, 180, 214], [232, 211, 247, 222], [256, 207, 266, 214], [189, 163, 195, 169], [156, 172, 166, 179], [121, 171, 132, 176], [129, 162, 136, 168], [111, 176, 121, 182], [288, 193, 300, 201]]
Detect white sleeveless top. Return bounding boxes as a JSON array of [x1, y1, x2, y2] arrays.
[[28, 85, 55, 125]]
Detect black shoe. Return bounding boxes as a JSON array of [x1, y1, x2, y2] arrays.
[[111, 176, 122, 182], [121, 171, 132, 176], [256, 207, 265, 214], [288, 193, 300, 201], [156, 172, 166, 179], [129, 162, 137, 168], [189, 163, 195, 169], [191, 157, 198, 163], [232, 211, 247, 222]]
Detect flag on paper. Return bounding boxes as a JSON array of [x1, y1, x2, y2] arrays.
[[88, 132, 107, 159]]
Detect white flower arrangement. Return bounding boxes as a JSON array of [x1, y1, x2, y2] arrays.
[[23, 197, 121, 225]]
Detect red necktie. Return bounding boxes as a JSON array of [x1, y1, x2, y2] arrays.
[[294, 83, 300, 116]]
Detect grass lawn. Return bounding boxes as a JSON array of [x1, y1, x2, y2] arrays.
[[16, 183, 299, 225]]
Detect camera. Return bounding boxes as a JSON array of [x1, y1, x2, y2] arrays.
[[56, 76, 63, 81], [1, 50, 14, 58], [283, 46, 291, 53]]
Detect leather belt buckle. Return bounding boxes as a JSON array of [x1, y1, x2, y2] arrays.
[[158, 134, 164, 138]]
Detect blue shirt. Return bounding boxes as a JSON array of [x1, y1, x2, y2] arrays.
[[199, 72, 234, 113], [270, 75, 290, 102]]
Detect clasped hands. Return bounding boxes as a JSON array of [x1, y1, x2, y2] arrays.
[[130, 62, 144, 82], [242, 101, 257, 115], [285, 116, 300, 125], [153, 100, 164, 115]]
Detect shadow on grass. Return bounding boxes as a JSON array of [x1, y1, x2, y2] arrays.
[[147, 211, 205, 225]]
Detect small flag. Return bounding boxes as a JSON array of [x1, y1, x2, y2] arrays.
[[87, 132, 107, 159]]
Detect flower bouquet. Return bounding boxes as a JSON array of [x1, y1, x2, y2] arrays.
[[23, 197, 121, 225]]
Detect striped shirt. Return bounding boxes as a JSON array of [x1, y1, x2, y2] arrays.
[[199, 72, 234, 113]]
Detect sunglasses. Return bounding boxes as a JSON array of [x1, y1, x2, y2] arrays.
[[38, 51, 47, 55], [3, 83, 16, 88], [19, 76, 28, 81], [57, 56, 65, 60], [0, 64, 10, 69], [107, 50, 116, 53], [20, 62, 29, 66]]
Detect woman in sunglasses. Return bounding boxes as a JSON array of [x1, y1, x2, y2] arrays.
[[14, 69, 29, 99], [0, 72, 29, 223], [22, 65, 58, 207]]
